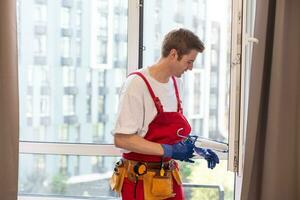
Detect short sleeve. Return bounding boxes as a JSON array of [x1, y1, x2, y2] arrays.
[[112, 76, 145, 135]]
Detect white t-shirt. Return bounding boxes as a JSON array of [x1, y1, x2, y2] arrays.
[[113, 67, 183, 137]]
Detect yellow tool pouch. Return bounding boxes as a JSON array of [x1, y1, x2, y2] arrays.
[[109, 161, 126, 194], [143, 171, 176, 200]]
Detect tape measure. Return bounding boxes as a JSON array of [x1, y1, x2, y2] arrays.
[[133, 162, 147, 176]]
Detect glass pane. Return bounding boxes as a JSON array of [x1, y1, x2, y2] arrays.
[[180, 160, 234, 200], [143, 0, 234, 199], [19, 154, 233, 199], [17, 0, 128, 144], [143, 0, 231, 143], [19, 154, 120, 199]]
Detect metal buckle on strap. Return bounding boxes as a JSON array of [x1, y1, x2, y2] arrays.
[[166, 159, 176, 170], [113, 159, 124, 175]]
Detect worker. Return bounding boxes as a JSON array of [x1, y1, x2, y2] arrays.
[[110, 28, 219, 199]]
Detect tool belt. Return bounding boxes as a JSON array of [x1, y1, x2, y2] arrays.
[[110, 158, 182, 199]]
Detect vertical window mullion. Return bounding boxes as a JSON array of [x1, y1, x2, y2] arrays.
[[127, 0, 141, 73], [228, 0, 243, 172]]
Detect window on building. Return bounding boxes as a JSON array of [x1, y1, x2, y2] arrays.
[[34, 155, 46, 171], [26, 96, 33, 118], [61, 37, 71, 58], [40, 66, 49, 86], [34, 4, 47, 23], [40, 95, 50, 116], [59, 125, 69, 141], [210, 71, 218, 88], [61, 7, 71, 28], [63, 95, 75, 115], [34, 35, 47, 55], [193, 72, 202, 115], [59, 155, 68, 174], [62, 67, 75, 87]]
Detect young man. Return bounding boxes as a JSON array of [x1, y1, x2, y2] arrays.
[[110, 28, 216, 199]]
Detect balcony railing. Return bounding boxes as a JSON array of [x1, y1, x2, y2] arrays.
[[19, 183, 224, 200], [183, 183, 225, 200]]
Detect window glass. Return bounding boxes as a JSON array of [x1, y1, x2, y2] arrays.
[[19, 154, 120, 198], [19, 154, 233, 199], [17, 0, 128, 144], [143, 0, 231, 143], [143, 0, 234, 198]]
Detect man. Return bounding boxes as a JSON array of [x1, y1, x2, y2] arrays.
[[110, 28, 218, 200]]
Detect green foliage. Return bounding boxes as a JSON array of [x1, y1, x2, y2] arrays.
[[178, 162, 192, 182], [50, 172, 68, 194], [23, 170, 47, 193]]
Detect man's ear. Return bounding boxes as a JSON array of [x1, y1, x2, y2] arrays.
[[169, 49, 178, 60]]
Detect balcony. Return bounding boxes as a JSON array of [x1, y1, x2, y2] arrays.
[[174, 13, 184, 23], [40, 86, 50, 95], [98, 87, 108, 95], [40, 116, 51, 126], [114, 33, 127, 42], [34, 56, 47, 65], [61, 57, 73, 66], [98, 113, 108, 123], [183, 183, 224, 200], [115, 87, 121, 94], [27, 86, 33, 95], [35, 0, 47, 4], [86, 84, 92, 95], [62, 0, 73, 8], [76, 57, 81, 67], [61, 28, 73, 37], [113, 60, 126, 69], [92, 135, 105, 143], [26, 116, 33, 126], [114, 7, 127, 15], [34, 25, 47, 35], [64, 86, 78, 95], [76, 30, 81, 37], [64, 115, 78, 124]]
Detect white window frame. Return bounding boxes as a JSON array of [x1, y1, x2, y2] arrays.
[[234, 0, 257, 198], [19, 0, 250, 199], [228, 0, 243, 172]]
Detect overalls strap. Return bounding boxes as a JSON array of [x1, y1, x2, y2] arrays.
[[171, 76, 183, 113], [128, 72, 183, 113], [129, 72, 164, 113]]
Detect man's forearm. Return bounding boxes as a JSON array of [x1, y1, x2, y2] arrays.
[[114, 133, 164, 156]]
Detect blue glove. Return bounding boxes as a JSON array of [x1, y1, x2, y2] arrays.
[[161, 140, 195, 163], [195, 147, 219, 169]]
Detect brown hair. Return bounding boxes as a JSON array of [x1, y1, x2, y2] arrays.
[[161, 28, 205, 60]]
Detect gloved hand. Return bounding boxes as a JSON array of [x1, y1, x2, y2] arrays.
[[161, 140, 195, 163], [195, 147, 219, 169]]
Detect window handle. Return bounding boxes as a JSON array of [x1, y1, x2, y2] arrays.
[[247, 36, 259, 44]]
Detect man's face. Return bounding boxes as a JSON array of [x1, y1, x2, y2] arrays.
[[172, 49, 199, 78]]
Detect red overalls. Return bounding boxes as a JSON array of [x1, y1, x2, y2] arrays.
[[122, 72, 191, 200]]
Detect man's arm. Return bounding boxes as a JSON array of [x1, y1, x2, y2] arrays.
[[114, 133, 164, 156]]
